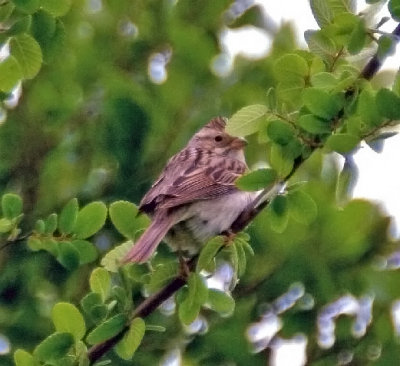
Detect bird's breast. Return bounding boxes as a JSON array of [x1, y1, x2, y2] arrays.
[[164, 190, 255, 255]]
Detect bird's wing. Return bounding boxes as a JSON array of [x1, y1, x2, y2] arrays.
[[139, 147, 246, 212]]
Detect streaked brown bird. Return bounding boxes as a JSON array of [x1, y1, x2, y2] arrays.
[[123, 117, 255, 263]]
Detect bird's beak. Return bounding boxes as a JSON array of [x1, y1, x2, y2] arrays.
[[231, 137, 248, 149]]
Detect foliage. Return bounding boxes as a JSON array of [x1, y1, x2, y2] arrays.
[[1, 0, 400, 365]]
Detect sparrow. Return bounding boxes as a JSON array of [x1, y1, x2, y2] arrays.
[[123, 116, 255, 263]]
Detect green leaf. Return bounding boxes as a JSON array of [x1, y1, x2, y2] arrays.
[[274, 54, 309, 83], [71, 239, 98, 264], [57, 241, 80, 270], [267, 120, 295, 145], [2, 193, 23, 219], [206, 289, 235, 315], [0, 3, 15, 22], [10, 34, 42, 79], [377, 35, 395, 59], [44, 213, 57, 234], [59, 198, 78, 234], [303, 88, 343, 119], [311, 72, 339, 90], [52, 302, 86, 341], [389, 0, 400, 21], [101, 240, 133, 272], [89, 305, 108, 324], [81, 292, 102, 312], [86, 314, 127, 345], [196, 236, 225, 273], [146, 324, 166, 332], [298, 114, 331, 134], [305, 30, 336, 61], [326, 133, 359, 153], [270, 144, 294, 178], [147, 261, 178, 293], [27, 236, 47, 252], [236, 168, 277, 191], [34, 219, 45, 234], [33, 332, 74, 363], [347, 18, 366, 54], [309, 0, 334, 27], [31, 9, 56, 46], [14, 349, 37, 366], [74, 201, 107, 239], [267, 195, 289, 233], [288, 190, 318, 224], [235, 240, 247, 276], [6, 15, 32, 36], [187, 273, 208, 306], [90, 267, 111, 302], [41, 0, 72, 16], [376, 88, 400, 120], [115, 318, 146, 360], [41, 18, 66, 61], [178, 289, 201, 325], [0, 56, 22, 92], [236, 235, 254, 257], [228, 243, 239, 277], [0, 218, 13, 233], [11, 0, 39, 14], [109, 201, 149, 239], [81, 293, 107, 323], [226, 104, 268, 136], [357, 89, 383, 127]]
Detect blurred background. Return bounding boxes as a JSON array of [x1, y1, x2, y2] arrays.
[[1, 0, 400, 365]]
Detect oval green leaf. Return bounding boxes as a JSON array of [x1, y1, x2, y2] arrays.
[[326, 133, 359, 154], [71, 239, 98, 264], [59, 198, 78, 234], [288, 190, 318, 225], [89, 267, 111, 302], [206, 289, 235, 316], [236, 168, 277, 191], [10, 34, 42, 79], [187, 273, 208, 306], [109, 200, 149, 239], [115, 318, 145, 360], [0, 218, 13, 233], [52, 302, 86, 341], [274, 54, 309, 83], [86, 314, 127, 345], [33, 332, 74, 363], [2, 193, 23, 219], [41, 0, 71, 16], [44, 213, 57, 234], [57, 241, 80, 270], [267, 120, 295, 145], [0, 56, 22, 92], [196, 236, 225, 273], [14, 349, 36, 366], [298, 114, 331, 134], [226, 104, 268, 136], [74, 201, 107, 239], [376, 88, 400, 120], [303, 88, 343, 119]]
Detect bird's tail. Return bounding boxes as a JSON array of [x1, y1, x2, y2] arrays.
[[122, 216, 173, 263]]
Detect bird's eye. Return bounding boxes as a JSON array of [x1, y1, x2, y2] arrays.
[[214, 135, 223, 142]]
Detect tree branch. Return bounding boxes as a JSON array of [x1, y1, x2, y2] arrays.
[[361, 23, 400, 80], [87, 22, 400, 364]]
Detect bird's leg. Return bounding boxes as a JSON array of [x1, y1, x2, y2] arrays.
[[221, 229, 236, 247], [178, 249, 190, 279]]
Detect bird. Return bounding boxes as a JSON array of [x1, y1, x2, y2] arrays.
[[123, 116, 255, 263]]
